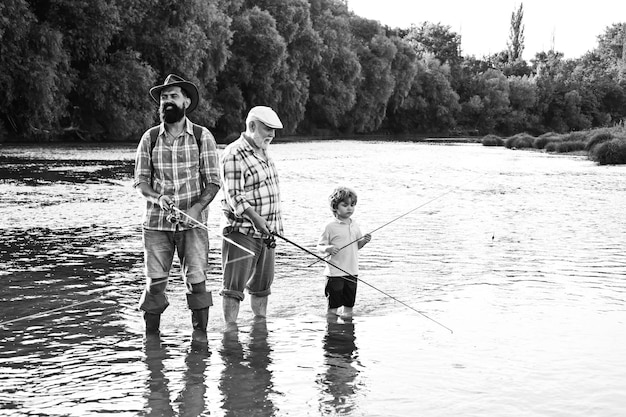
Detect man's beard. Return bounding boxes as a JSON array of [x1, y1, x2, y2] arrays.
[[160, 103, 186, 124]]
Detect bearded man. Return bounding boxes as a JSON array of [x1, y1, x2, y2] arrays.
[[133, 74, 220, 344]]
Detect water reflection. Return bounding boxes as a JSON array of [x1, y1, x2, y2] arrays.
[[219, 319, 276, 416], [142, 335, 210, 417], [318, 316, 360, 415]]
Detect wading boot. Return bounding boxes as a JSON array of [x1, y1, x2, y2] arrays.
[[144, 312, 161, 335], [138, 289, 169, 336], [187, 290, 213, 348]]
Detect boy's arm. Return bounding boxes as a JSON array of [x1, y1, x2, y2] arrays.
[[316, 226, 335, 254], [357, 233, 372, 249]]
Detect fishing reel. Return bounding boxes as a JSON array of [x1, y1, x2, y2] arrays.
[[263, 234, 276, 249], [165, 208, 183, 225]]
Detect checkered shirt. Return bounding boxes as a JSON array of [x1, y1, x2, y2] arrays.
[[133, 118, 220, 231], [220, 134, 283, 238]]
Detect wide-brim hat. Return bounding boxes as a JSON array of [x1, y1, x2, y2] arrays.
[[246, 106, 283, 129], [149, 74, 199, 113]]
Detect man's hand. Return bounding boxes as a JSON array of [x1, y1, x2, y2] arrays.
[[158, 194, 173, 210], [244, 207, 272, 236], [183, 204, 203, 227]]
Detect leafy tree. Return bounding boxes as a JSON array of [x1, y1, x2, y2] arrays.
[[305, 0, 361, 132], [385, 36, 419, 119], [387, 57, 459, 133], [343, 16, 397, 133], [459, 69, 510, 134], [0, 0, 72, 140], [499, 75, 539, 134], [215, 6, 287, 135], [128, 0, 233, 132], [404, 22, 461, 66], [248, 0, 322, 133], [507, 3, 525, 63]]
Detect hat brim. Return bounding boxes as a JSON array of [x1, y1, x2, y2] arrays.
[[150, 81, 199, 114]]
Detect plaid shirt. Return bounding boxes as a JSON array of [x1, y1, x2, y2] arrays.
[[220, 134, 283, 238], [134, 118, 220, 231]]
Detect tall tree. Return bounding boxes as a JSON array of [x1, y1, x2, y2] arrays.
[[247, 0, 322, 133], [305, 0, 361, 132], [215, 6, 287, 135], [507, 3, 525, 62], [343, 16, 397, 133], [0, 0, 72, 140]]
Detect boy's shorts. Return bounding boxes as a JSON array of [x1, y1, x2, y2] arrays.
[[221, 231, 274, 301], [325, 276, 358, 309]]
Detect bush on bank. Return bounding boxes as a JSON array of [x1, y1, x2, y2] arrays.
[[481, 126, 626, 165]]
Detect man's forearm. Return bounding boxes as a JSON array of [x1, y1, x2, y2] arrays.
[[194, 183, 221, 210], [136, 182, 161, 204]]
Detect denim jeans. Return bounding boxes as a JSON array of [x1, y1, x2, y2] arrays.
[[143, 227, 209, 287]]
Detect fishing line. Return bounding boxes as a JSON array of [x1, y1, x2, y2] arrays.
[[168, 206, 255, 265], [308, 172, 487, 267], [97, 179, 255, 264], [0, 295, 109, 327], [272, 232, 454, 334]]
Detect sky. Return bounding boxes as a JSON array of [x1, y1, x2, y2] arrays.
[[348, 0, 626, 61]]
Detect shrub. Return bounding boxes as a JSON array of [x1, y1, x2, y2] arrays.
[[562, 131, 589, 142], [589, 138, 626, 165], [505, 133, 534, 149], [534, 133, 560, 149], [585, 131, 614, 151], [556, 141, 586, 153], [545, 141, 562, 152], [481, 134, 504, 146]]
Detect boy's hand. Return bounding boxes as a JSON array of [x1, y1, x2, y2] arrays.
[[327, 246, 340, 256], [362, 234, 372, 244]]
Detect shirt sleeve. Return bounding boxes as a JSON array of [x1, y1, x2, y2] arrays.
[[199, 128, 221, 188], [316, 224, 332, 254], [133, 130, 152, 188], [220, 150, 251, 217]]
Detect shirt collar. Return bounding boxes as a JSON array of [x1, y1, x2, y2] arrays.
[[158, 117, 192, 136]]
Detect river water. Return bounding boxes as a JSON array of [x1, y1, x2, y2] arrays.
[[0, 140, 624, 416]]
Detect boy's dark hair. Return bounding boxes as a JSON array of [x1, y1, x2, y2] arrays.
[[329, 186, 358, 212]]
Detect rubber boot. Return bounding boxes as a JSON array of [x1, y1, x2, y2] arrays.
[[187, 290, 213, 347], [190, 308, 209, 346], [144, 312, 161, 335], [138, 289, 169, 336], [191, 308, 209, 332]]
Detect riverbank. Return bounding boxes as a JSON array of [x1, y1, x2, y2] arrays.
[[480, 126, 626, 165]]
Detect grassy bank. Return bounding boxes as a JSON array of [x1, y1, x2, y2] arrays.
[[481, 125, 626, 165]]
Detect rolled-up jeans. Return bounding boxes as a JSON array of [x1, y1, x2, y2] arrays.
[[221, 231, 274, 301], [139, 227, 211, 313]]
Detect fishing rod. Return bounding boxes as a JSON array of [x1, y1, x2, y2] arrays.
[[96, 179, 255, 262], [307, 173, 486, 267], [168, 206, 255, 263], [271, 232, 454, 334]]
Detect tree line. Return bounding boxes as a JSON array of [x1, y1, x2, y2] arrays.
[[1, 0, 625, 142]]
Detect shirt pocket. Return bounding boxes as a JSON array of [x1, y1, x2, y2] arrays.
[[243, 163, 268, 193], [180, 145, 200, 180]]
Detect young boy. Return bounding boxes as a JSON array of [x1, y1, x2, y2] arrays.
[[316, 186, 371, 318]]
